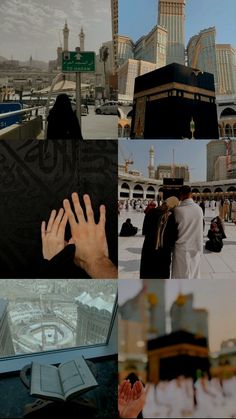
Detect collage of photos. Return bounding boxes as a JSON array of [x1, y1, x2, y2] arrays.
[[0, 0, 236, 418]]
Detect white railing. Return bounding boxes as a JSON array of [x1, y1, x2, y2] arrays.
[[0, 106, 43, 120]]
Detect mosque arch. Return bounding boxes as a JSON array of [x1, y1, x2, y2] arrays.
[[146, 185, 156, 199], [133, 184, 144, 198], [121, 182, 130, 190], [221, 107, 236, 117]]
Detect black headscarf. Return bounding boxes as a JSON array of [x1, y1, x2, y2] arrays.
[[47, 94, 83, 140]]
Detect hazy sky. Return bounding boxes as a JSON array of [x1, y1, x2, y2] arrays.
[[119, 0, 236, 48], [118, 140, 209, 182], [0, 0, 112, 61], [119, 278, 236, 353]]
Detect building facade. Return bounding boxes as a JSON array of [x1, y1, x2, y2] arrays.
[[216, 44, 236, 95], [117, 35, 134, 68], [134, 25, 167, 68], [118, 59, 157, 101], [207, 140, 227, 181], [119, 171, 236, 201], [156, 164, 190, 181], [187, 27, 218, 93], [157, 0, 186, 65], [0, 299, 15, 356], [75, 292, 113, 346], [214, 156, 228, 181]]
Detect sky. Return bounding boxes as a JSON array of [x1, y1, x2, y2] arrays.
[[0, 0, 112, 62], [118, 140, 209, 182], [119, 278, 236, 353], [119, 0, 236, 48]]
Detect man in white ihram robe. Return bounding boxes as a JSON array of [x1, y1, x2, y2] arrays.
[[172, 186, 203, 279]]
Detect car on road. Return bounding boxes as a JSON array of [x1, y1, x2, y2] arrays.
[[95, 101, 118, 115]]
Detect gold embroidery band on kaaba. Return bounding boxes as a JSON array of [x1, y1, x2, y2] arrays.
[[134, 82, 216, 100]]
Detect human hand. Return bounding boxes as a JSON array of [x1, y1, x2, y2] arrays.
[[63, 193, 117, 278], [41, 208, 68, 260], [118, 380, 146, 419]]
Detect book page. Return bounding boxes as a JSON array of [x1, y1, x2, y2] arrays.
[[30, 362, 64, 401], [59, 357, 98, 400]]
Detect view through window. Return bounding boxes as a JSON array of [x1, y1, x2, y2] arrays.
[[0, 279, 117, 358]]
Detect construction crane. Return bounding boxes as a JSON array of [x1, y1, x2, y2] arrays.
[[119, 143, 134, 173]]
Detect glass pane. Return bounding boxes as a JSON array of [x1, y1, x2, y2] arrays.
[[0, 279, 117, 358]]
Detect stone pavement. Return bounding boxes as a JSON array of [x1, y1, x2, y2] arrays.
[[118, 208, 236, 279]]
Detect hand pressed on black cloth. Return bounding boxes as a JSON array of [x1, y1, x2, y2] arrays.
[[40, 193, 117, 279], [41, 208, 70, 260], [63, 193, 117, 279]]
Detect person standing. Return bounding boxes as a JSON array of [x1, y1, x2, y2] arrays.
[[172, 185, 203, 279], [140, 196, 179, 279], [47, 93, 83, 140]]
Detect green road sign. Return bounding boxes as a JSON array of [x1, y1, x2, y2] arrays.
[[62, 51, 95, 72]]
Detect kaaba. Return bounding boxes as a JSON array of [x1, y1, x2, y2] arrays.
[[162, 178, 184, 200], [131, 63, 219, 139], [148, 331, 210, 382]]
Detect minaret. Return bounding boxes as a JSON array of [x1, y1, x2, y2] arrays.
[[79, 27, 85, 52], [63, 21, 69, 51], [148, 146, 155, 179]]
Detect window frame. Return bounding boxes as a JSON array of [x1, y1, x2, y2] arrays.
[[0, 293, 117, 374]]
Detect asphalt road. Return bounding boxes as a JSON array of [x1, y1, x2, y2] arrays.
[[82, 106, 117, 140]]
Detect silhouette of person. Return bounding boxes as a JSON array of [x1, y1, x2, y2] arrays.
[[120, 218, 138, 237], [47, 93, 83, 139]]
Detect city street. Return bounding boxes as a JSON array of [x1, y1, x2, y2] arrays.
[[81, 106, 117, 139], [37, 105, 117, 140], [119, 208, 236, 279]]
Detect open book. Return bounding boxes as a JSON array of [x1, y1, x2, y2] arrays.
[[30, 356, 98, 402]]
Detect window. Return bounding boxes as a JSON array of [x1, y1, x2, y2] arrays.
[[0, 279, 117, 373]]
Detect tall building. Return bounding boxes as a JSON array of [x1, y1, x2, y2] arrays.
[[63, 21, 69, 51], [187, 27, 218, 92], [134, 25, 167, 68], [117, 35, 134, 68], [0, 299, 15, 356], [148, 146, 156, 179], [111, 0, 118, 72], [118, 59, 156, 101], [207, 140, 227, 181], [170, 293, 209, 342], [75, 292, 113, 346], [216, 44, 236, 95], [156, 164, 190, 181], [157, 0, 186, 65]]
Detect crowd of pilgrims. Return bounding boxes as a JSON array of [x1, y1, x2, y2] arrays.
[[118, 197, 236, 223], [142, 376, 236, 418]]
